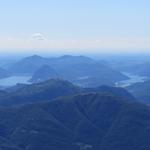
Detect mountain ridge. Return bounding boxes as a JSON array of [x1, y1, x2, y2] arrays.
[[7, 55, 128, 87], [0, 79, 134, 107], [0, 92, 148, 150]]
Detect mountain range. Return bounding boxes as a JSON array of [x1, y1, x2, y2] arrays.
[[130, 62, 150, 77], [126, 79, 150, 104], [7, 55, 128, 87], [0, 79, 134, 107], [29, 65, 60, 83], [0, 67, 10, 79], [0, 55, 149, 150], [0, 91, 149, 150], [111, 60, 150, 77]]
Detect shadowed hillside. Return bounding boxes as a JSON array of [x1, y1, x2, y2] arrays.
[[0, 67, 11, 79], [0, 93, 148, 150], [0, 79, 134, 107], [126, 79, 150, 104]]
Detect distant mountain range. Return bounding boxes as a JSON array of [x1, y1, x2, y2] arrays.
[[126, 79, 150, 104], [8, 55, 49, 74], [0, 55, 149, 150], [29, 65, 60, 83], [7, 55, 128, 87], [0, 91, 149, 150], [0, 67, 11, 79], [130, 62, 150, 77], [112, 60, 150, 77]]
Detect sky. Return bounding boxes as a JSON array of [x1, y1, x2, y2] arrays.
[[0, 0, 150, 54]]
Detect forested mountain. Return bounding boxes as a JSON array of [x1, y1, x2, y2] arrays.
[[0, 93, 149, 150], [0, 0, 149, 149], [0, 79, 134, 107], [29, 65, 60, 82], [126, 79, 150, 104], [8, 55, 49, 74], [8, 55, 128, 87], [113, 61, 150, 77], [0, 67, 10, 79], [131, 62, 150, 77]]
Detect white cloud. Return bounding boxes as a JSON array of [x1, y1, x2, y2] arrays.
[[31, 33, 47, 41]]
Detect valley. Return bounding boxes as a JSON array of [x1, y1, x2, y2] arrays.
[[0, 54, 149, 150], [0, 1, 149, 149], [115, 72, 149, 87], [0, 75, 31, 87]]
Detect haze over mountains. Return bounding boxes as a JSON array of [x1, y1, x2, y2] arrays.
[[6, 55, 128, 87], [124, 62, 150, 77], [0, 54, 150, 150], [1, 54, 150, 105], [126, 79, 150, 104], [29, 65, 59, 83], [108, 56, 150, 78], [0, 67, 11, 79], [0, 0, 150, 149]]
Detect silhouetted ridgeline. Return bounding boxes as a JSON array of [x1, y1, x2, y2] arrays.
[[7, 55, 128, 87], [126, 79, 150, 104], [0, 55, 149, 150], [0, 79, 134, 107], [0, 67, 11, 79]]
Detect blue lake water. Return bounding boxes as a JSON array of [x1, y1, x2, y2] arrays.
[[115, 72, 149, 87], [0, 72, 148, 88], [0, 76, 31, 87]]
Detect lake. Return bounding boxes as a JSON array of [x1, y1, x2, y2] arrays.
[[115, 72, 149, 87], [0, 73, 148, 88], [0, 75, 32, 87]]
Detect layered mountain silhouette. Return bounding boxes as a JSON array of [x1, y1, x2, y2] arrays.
[[8, 55, 49, 74], [0, 92, 149, 150], [1, 54, 150, 150], [7, 55, 128, 87], [126, 79, 150, 103], [29, 65, 60, 82], [116, 61, 150, 77], [0, 67, 10, 79], [132, 62, 150, 77]]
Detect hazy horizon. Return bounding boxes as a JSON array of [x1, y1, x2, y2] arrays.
[[0, 0, 150, 54]]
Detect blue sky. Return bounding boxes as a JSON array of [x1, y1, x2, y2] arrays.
[[0, 0, 150, 54]]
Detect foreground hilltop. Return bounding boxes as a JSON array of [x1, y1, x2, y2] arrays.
[[0, 92, 149, 150]]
